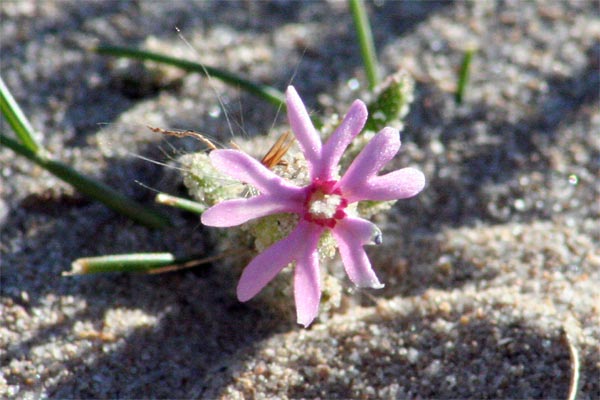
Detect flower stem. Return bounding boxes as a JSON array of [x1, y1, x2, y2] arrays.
[[349, 0, 380, 90], [155, 192, 206, 214], [0, 76, 40, 153], [455, 47, 476, 104], [0, 132, 170, 229], [95, 45, 286, 108]]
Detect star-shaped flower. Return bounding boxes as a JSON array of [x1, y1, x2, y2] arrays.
[[201, 86, 425, 327]]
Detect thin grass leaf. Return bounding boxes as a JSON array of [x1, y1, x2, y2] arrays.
[[455, 48, 476, 104], [1, 133, 170, 229], [95, 45, 286, 108], [66, 253, 177, 274], [156, 192, 206, 214], [0, 76, 40, 152], [349, 0, 380, 90], [66, 250, 240, 275]]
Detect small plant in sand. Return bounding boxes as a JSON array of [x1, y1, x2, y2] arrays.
[[181, 84, 424, 326]]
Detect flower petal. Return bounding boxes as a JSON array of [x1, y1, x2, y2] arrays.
[[354, 167, 426, 202], [286, 86, 322, 175], [201, 195, 301, 227], [318, 99, 368, 180], [236, 221, 322, 302], [332, 217, 384, 288], [293, 230, 322, 327], [344, 168, 425, 203], [337, 127, 400, 197], [209, 149, 300, 194]]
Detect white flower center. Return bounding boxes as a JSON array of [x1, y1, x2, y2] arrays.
[[308, 193, 343, 219]]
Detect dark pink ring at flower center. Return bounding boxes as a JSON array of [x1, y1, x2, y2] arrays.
[[303, 178, 349, 229]]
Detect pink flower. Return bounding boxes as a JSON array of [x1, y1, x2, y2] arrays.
[[201, 86, 425, 327]]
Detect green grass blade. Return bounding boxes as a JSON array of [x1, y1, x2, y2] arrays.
[[1, 133, 171, 228], [66, 251, 224, 275], [66, 253, 177, 274], [155, 193, 206, 214], [0, 76, 40, 152], [455, 48, 476, 104], [349, 0, 380, 90], [95, 45, 286, 108]]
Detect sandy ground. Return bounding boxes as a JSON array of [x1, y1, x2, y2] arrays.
[[1, 1, 599, 399]]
